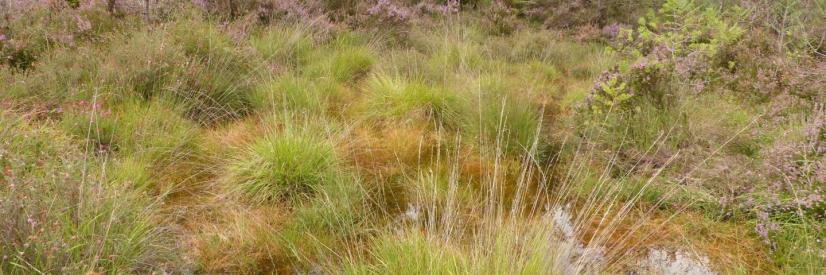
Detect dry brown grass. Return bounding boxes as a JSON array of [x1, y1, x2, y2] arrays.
[[579, 207, 775, 273]]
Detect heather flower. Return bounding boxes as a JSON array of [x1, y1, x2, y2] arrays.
[[367, 0, 411, 24], [755, 210, 779, 246], [26, 216, 37, 227], [795, 193, 824, 208], [192, 0, 208, 10], [601, 23, 623, 39], [440, 0, 459, 14], [414, 0, 458, 15], [75, 15, 92, 33]]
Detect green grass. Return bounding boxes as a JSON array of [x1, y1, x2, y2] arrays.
[[462, 74, 544, 155], [306, 36, 376, 83], [279, 174, 366, 267], [227, 127, 339, 203], [102, 31, 185, 101], [250, 74, 328, 113], [770, 217, 826, 273], [346, 231, 467, 274], [362, 73, 462, 127], [60, 99, 200, 160], [250, 25, 315, 66]]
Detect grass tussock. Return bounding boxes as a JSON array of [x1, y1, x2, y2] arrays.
[[226, 119, 339, 203]]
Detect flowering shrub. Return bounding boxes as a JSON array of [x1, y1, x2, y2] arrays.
[[367, 0, 411, 24], [585, 0, 745, 117], [763, 105, 826, 220]]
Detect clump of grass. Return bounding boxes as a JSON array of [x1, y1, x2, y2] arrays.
[[250, 74, 327, 113], [544, 40, 607, 80], [278, 174, 366, 268], [462, 74, 544, 156], [423, 36, 485, 80], [362, 73, 462, 127], [166, 18, 257, 124], [227, 127, 339, 203], [109, 156, 155, 190], [116, 100, 201, 160], [250, 25, 315, 67], [3, 46, 102, 105], [171, 18, 237, 59], [330, 46, 376, 82], [306, 38, 376, 83], [347, 231, 467, 274], [101, 31, 185, 101], [174, 52, 255, 125]]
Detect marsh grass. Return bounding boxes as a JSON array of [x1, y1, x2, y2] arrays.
[[362, 73, 462, 127], [250, 74, 328, 113], [250, 25, 316, 67], [304, 33, 377, 84], [2, 1, 814, 273], [308, 114, 713, 274], [225, 116, 340, 203]]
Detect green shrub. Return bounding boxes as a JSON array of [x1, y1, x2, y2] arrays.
[[228, 129, 339, 203]]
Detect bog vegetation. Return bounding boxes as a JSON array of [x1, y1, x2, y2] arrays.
[[1, 0, 824, 273]]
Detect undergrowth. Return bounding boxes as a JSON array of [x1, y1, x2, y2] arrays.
[[1, 0, 824, 273]]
